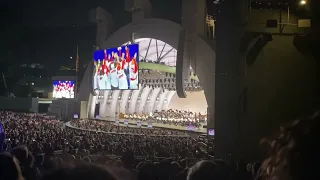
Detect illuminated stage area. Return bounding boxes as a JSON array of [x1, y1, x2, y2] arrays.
[[91, 37, 206, 119], [49, 10, 215, 132], [67, 118, 207, 134]]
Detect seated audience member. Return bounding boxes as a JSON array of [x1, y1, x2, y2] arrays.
[[137, 162, 156, 180], [12, 146, 41, 179], [0, 152, 24, 180], [260, 112, 320, 180], [187, 160, 231, 180], [41, 164, 120, 180]]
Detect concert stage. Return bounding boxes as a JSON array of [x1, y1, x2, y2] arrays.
[[91, 117, 207, 133]]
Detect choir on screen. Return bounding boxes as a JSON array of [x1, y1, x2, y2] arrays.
[[93, 45, 139, 90], [53, 81, 75, 99]]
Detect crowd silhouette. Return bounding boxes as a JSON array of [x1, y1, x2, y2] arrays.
[[0, 110, 319, 180]]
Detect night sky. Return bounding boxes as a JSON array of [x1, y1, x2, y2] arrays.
[[0, 0, 183, 71], [0, 0, 318, 71], [0, 0, 124, 70]]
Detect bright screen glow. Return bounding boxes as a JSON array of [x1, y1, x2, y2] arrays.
[[53, 81, 75, 98], [208, 129, 215, 136], [93, 44, 139, 90], [0, 121, 3, 134], [187, 124, 195, 131]]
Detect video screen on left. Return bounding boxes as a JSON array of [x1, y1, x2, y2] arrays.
[[52, 80, 75, 99]]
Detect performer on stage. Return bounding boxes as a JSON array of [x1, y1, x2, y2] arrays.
[[105, 54, 112, 89], [64, 81, 70, 98], [117, 48, 128, 89], [70, 83, 75, 98], [53, 84, 57, 98], [97, 70, 107, 89], [100, 50, 112, 90], [110, 53, 119, 89], [55, 83, 62, 98], [124, 46, 131, 84], [61, 82, 67, 98], [129, 53, 138, 89], [93, 60, 101, 90]]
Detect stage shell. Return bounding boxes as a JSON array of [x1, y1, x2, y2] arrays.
[[77, 18, 215, 118]]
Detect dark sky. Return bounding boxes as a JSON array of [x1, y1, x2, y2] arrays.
[[0, 0, 317, 71], [0, 0, 184, 71], [0, 0, 127, 70]]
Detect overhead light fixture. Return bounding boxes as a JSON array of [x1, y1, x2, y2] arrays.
[[300, 0, 306, 5]]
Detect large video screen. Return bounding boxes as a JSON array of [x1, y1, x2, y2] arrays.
[[53, 80, 75, 98], [93, 43, 139, 90]]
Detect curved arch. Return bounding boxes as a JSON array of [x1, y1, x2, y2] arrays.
[[162, 91, 176, 111], [120, 90, 131, 113], [100, 90, 110, 117], [137, 87, 152, 113], [79, 18, 215, 115], [129, 84, 143, 114], [89, 94, 97, 118], [108, 90, 120, 117], [144, 87, 161, 114], [156, 90, 169, 111]]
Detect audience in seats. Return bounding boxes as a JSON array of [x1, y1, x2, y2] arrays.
[[0, 110, 319, 180]]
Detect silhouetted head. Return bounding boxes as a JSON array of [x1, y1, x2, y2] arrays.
[[0, 152, 24, 180], [41, 163, 119, 180], [11, 146, 29, 166], [187, 160, 230, 180], [260, 112, 320, 180]]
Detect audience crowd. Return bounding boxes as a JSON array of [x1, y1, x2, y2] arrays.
[[0, 110, 319, 180]]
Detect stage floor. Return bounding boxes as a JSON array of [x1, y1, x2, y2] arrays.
[[93, 117, 207, 133]]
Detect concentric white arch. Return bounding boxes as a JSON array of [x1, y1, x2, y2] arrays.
[[123, 38, 177, 67]]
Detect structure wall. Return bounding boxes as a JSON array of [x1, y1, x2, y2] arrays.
[[0, 97, 33, 112], [238, 35, 319, 160], [168, 91, 207, 114], [31, 98, 39, 113], [49, 99, 77, 118], [80, 101, 88, 119], [247, 9, 310, 34]]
